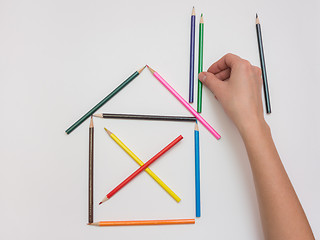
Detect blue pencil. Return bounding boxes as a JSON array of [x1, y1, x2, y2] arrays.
[[194, 122, 200, 217], [189, 7, 196, 103]]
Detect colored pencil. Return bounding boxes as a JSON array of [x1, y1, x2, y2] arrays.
[[88, 219, 195, 226], [147, 65, 221, 140], [197, 14, 204, 113], [104, 128, 181, 202], [94, 113, 197, 122], [88, 116, 94, 223], [99, 135, 183, 204], [189, 7, 196, 103], [194, 122, 200, 217], [65, 66, 146, 134], [256, 14, 271, 114]]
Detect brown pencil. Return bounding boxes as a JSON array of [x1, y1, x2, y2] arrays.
[[88, 116, 94, 223], [88, 219, 195, 226]]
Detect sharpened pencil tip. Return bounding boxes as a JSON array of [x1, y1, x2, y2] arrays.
[[90, 116, 94, 128], [256, 13, 258, 18], [146, 65, 155, 74], [104, 127, 112, 135], [137, 65, 146, 74], [99, 202, 102, 205]]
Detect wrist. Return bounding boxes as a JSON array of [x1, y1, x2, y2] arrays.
[[237, 116, 270, 140]]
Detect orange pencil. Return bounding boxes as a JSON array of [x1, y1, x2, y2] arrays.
[[88, 219, 195, 226]]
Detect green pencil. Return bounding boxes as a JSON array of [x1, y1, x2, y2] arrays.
[[197, 14, 204, 113], [65, 66, 146, 134]]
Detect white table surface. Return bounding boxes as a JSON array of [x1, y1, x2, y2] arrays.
[[1, 0, 319, 239]]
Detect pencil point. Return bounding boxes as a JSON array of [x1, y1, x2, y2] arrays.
[[147, 65, 155, 74], [256, 14, 260, 24], [200, 14, 204, 23], [104, 127, 112, 135], [93, 113, 102, 118], [195, 122, 199, 131], [90, 116, 94, 128], [99, 196, 109, 205], [137, 65, 146, 74], [192, 7, 195, 15]]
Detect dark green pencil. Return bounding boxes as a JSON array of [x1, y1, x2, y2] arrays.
[[197, 14, 204, 113], [256, 14, 271, 114], [65, 66, 146, 134]]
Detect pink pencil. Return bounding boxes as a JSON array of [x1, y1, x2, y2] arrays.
[[147, 66, 221, 140]]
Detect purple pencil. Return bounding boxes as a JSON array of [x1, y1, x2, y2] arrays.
[[189, 7, 196, 103]]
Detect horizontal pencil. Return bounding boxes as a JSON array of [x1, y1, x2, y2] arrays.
[[94, 113, 197, 122], [104, 128, 181, 202], [65, 66, 146, 134], [147, 65, 221, 140], [256, 14, 271, 113], [88, 219, 195, 226], [99, 135, 183, 204]]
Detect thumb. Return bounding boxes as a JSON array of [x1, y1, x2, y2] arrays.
[[198, 72, 225, 98]]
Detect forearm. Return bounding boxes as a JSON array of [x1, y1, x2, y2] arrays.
[[240, 120, 314, 240]]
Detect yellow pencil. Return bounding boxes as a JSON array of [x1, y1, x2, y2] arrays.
[[104, 128, 181, 202]]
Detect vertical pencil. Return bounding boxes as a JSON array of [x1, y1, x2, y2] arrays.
[[189, 7, 196, 103], [104, 128, 181, 202], [147, 65, 221, 140], [194, 122, 200, 217], [65, 66, 146, 134], [256, 14, 271, 114], [88, 116, 94, 223], [99, 135, 183, 204], [197, 14, 204, 113]]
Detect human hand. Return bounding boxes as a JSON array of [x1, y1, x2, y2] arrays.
[[198, 53, 266, 134]]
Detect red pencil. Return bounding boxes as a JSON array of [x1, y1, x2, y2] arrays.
[[99, 135, 183, 204]]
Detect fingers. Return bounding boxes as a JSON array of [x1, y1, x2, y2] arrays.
[[214, 68, 231, 81], [207, 53, 242, 74], [198, 71, 225, 99]]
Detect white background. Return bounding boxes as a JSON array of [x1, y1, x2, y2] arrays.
[[0, 0, 319, 239]]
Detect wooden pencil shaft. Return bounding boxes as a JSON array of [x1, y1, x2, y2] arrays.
[[95, 219, 195, 226], [65, 71, 140, 134], [189, 8, 196, 103], [89, 127, 94, 223], [100, 113, 196, 122], [197, 17, 204, 113], [256, 22, 271, 113]]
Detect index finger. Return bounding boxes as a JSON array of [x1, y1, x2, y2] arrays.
[[207, 53, 242, 74]]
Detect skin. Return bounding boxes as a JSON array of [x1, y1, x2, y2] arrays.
[[198, 53, 314, 240]]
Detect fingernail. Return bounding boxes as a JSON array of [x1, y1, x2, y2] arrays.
[[198, 72, 206, 83]]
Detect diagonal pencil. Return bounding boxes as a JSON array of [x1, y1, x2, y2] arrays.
[[104, 128, 181, 202], [65, 66, 146, 134], [146, 65, 221, 140], [99, 135, 183, 204]]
